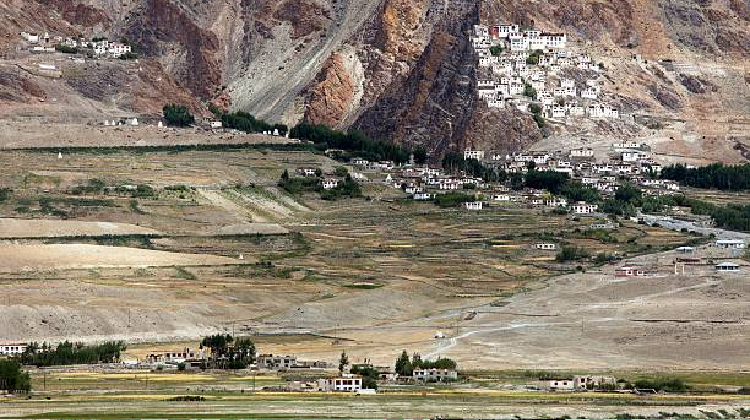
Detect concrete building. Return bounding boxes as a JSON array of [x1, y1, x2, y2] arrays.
[[413, 368, 458, 382], [0, 343, 28, 356], [715, 262, 740, 272], [535, 243, 556, 250], [615, 266, 647, 277], [549, 379, 575, 391], [465, 201, 484, 211], [715, 239, 746, 249], [572, 201, 598, 214], [256, 354, 298, 370]]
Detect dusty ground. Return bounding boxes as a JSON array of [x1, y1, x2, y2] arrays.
[[0, 148, 745, 372], [0, 243, 243, 272], [0, 218, 158, 238], [0, 122, 290, 149]]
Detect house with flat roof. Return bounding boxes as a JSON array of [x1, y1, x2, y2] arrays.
[[715, 262, 740, 272]]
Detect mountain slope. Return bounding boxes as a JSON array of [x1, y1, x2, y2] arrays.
[[0, 0, 747, 161]]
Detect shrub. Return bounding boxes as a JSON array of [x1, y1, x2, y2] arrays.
[[556, 246, 590, 262], [163, 104, 195, 127]]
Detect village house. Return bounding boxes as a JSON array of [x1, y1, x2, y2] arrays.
[[413, 191, 433, 200], [715, 239, 746, 249], [572, 201, 598, 214], [545, 197, 568, 207], [146, 347, 207, 364], [465, 201, 484, 211], [413, 368, 458, 382], [256, 354, 298, 370], [549, 378, 575, 391], [463, 149, 485, 160], [321, 178, 339, 190], [574, 375, 616, 390], [615, 266, 647, 277], [715, 262, 740, 273], [571, 148, 594, 158], [0, 343, 28, 356], [535, 243, 556, 250], [318, 374, 364, 392]]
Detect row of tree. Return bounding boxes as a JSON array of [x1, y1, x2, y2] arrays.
[[18, 341, 126, 367], [221, 112, 288, 136], [661, 163, 750, 191], [289, 123, 411, 163], [200, 334, 256, 369], [394, 351, 457, 376], [441, 152, 507, 183]]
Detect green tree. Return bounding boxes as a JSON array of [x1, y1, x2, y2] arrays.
[[489, 45, 503, 56], [0, 360, 31, 394], [412, 146, 428, 165], [395, 350, 413, 376], [523, 84, 537, 99], [334, 166, 349, 177], [338, 351, 349, 375], [163, 104, 195, 127]]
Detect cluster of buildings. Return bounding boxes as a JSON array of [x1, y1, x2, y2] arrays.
[[330, 141, 678, 218], [471, 24, 619, 120], [548, 375, 617, 391], [19, 31, 133, 59]]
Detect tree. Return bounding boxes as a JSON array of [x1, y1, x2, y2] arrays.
[[338, 351, 349, 375], [395, 350, 413, 376], [334, 166, 349, 177], [0, 361, 30, 394], [413, 146, 428, 165], [163, 104, 195, 127], [489, 45, 503, 56], [615, 183, 642, 203], [523, 84, 537, 99]]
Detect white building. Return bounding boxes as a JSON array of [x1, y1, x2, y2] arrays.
[[322, 178, 339, 190], [572, 201, 598, 214], [465, 201, 484, 211], [587, 104, 619, 119], [535, 243, 556, 250], [463, 149, 485, 160], [715, 262, 740, 272], [570, 148, 594, 158], [715, 239, 746, 249], [413, 368, 458, 382], [549, 379, 575, 391], [0, 343, 28, 356], [330, 374, 363, 392]]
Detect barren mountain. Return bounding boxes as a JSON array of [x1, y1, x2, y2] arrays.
[[0, 0, 747, 160]]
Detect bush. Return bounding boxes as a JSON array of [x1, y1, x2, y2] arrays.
[[434, 192, 474, 208], [0, 360, 31, 393], [163, 104, 195, 127], [556, 246, 590, 262], [222, 112, 287, 136]]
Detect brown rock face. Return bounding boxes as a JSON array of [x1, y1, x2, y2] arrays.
[[305, 53, 356, 129], [273, 0, 332, 39], [124, 0, 223, 100], [376, 0, 431, 62], [38, 0, 111, 28], [462, 107, 542, 154]]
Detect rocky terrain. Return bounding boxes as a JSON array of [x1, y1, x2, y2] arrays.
[[0, 0, 747, 160]]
